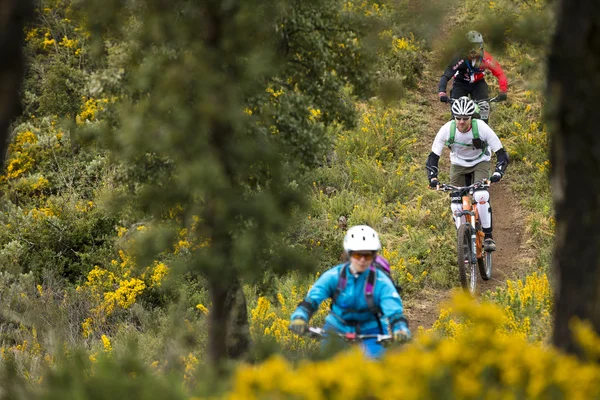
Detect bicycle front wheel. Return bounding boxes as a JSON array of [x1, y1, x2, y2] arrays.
[[478, 251, 492, 280], [457, 224, 476, 294]]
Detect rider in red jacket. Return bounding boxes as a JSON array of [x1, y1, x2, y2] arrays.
[[438, 31, 508, 124]]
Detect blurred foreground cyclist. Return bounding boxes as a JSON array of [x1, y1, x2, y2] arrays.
[[289, 225, 410, 358]]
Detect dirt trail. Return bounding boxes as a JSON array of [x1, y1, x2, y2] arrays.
[[402, 51, 529, 331]]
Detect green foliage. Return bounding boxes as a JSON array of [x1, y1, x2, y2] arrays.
[[35, 349, 189, 400], [37, 61, 86, 118], [0, 0, 561, 396], [22, 0, 93, 120], [0, 119, 117, 281]]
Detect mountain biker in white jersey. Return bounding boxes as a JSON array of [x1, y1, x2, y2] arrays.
[[425, 96, 509, 251]]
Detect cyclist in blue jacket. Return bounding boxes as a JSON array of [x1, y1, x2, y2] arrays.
[[289, 225, 411, 358]]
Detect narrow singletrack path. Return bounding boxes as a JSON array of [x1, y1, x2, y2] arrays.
[[403, 45, 529, 330]]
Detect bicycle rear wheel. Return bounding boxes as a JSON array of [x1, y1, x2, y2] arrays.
[[457, 224, 476, 294]]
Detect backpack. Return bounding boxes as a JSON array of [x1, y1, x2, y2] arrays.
[[330, 256, 401, 334], [446, 119, 488, 161], [374, 255, 402, 294]]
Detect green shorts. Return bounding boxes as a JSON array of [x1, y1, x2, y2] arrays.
[[449, 161, 491, 186]]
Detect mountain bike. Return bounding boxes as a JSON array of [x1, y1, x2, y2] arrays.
[[443, 94, 506, 124], [436, 179, 492, 294], [307, 327, 393, 344], [306, 326, 393, 359]]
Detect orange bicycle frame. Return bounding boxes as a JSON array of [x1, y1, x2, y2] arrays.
[[462, 195, 485, 259]]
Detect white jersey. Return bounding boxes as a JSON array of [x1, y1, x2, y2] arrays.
[[431, 119, 503, 167]]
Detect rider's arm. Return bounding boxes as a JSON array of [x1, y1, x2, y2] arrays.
[[431, 121, 450, 156], [494, 148, 509, 174], [290, 267, 339, 322], [482, 51, 508, 93], [427, 123, 450, 180], [438, 56, 462, 93], [377, 277, 410, 335], [426, 152, 440, 180]]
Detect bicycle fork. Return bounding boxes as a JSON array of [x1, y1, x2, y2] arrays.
[[469, 215, 478, 265], [463, 197, 478, 265]]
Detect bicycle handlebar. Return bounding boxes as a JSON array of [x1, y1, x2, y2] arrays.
[[436, 179, 490, 192], [442, 95, 505, 104], [308, 327, 393, 343]]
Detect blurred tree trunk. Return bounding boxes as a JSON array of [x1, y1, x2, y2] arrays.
[[225, 278, 250, 359], [549, 0, 600, 354], [208, 282, 231, 368], [0, 0, 33, 166], [208, 277, 250, 365], [203, 118, 251, 368]]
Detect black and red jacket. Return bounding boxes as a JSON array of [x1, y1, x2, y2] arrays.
[[438, 50, 508, 93]]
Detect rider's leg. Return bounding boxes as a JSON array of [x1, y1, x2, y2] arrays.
[[473, 189, 491, 234], [362, 337, 386, 359], [450, 81, 471, 99], [473, 162, 496, 251], [449, 164, 468, 229], [472, 81, 490, 124], [449, 164, 468, 186], [450, 192, 463, 229], [360, 327, 387, 359]]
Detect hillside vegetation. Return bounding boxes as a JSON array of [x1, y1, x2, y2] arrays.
[[0, 0, 597, 398]]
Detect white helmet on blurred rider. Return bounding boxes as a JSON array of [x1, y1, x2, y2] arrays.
[[343, 225, 381, 252], [466, 30, 484, 50], [451, 96, 476, 117]]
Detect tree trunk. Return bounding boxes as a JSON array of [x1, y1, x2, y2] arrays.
[[0, 0, 33, 165], [548, 0, 600, 354], [207, 276, 250, 367], [207, 280, 230, 370], [225, 277, 250, 360]]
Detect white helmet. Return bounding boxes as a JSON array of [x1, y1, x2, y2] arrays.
[[343, 225, 381, 252], [451, 96, 476, 117], [466, 30, 483, 49]]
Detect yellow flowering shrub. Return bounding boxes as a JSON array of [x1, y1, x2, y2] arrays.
[[433, 272, 552, 343], [572, 319, 600, 362], [392, 34, 418, 53], [11, 174, 50, 197], [342, 1, 388, 18], [228, 293, 600, 400], [248, 280, 331, 354], [79, 247, 171, 337], [181, 352, 200, 384], [101, 335, 112, 353], [25, 0, 89, 56], [76, 97, 113, 125], [3, 131, 38, 180], [487, 272, 552, 342]]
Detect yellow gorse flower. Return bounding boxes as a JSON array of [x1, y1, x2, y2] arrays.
[[4, 131, 38, 180], [230, 293, 600, 399], [101, 335, 112, 353]]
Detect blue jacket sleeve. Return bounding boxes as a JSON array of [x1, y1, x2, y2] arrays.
[[290, 267, 339, 322], [377, 275, 410, 335]]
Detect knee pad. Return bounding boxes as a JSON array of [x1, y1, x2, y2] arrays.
[[451, 202, 463, 218], [450, 191, 463, 218], [476, 100, 490, 120], [473, 190, 489, 204]]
